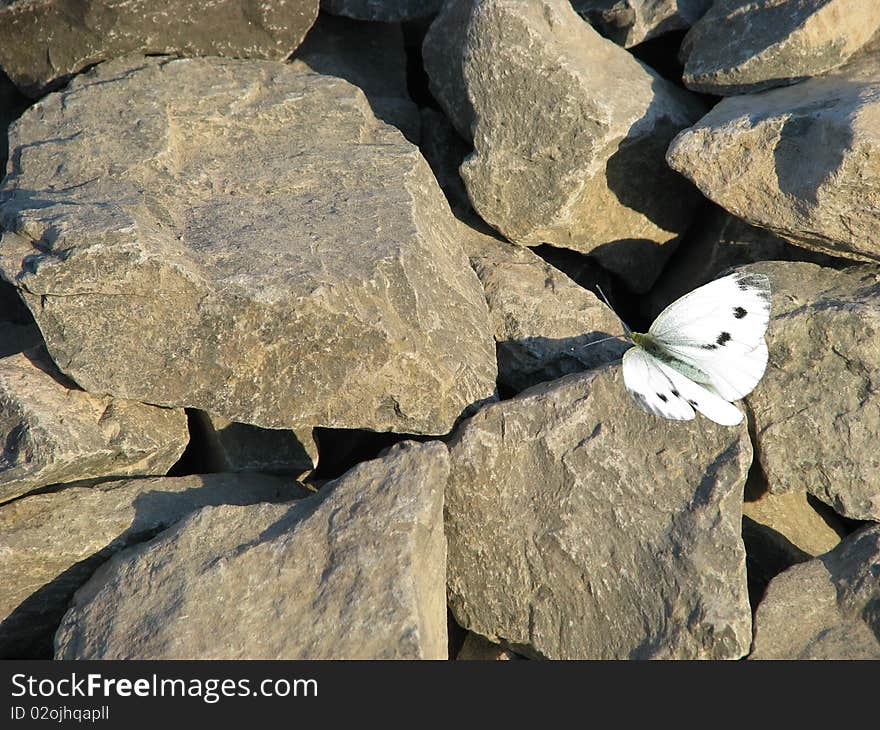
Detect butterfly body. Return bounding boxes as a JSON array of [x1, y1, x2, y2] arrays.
[[620, 272, 771, 426]]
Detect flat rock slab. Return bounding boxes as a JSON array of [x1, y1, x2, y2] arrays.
[[423, 0, 705, 292], [320, 0, 442, 21], [0, 324, 188, 504], [461, 224, 628, 392], [0, 0, 319, 97], [742, 262, 880, 522], [1, 473, 303, 659], [750, 525, 880, 659], [446, 365, 753, 659], [573, 0, 712, 47], [667, 51, 880, 263], [681, 0, 880, 95], [0, 56, 496, 435], [54, 441, 449, 659]]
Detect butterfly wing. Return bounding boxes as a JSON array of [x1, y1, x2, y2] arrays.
[[648, 272, 771, 401], [622, 346, 743, 425]]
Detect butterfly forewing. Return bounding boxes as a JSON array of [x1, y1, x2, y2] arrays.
[[647, 272, 771, 402], [649, 272, 771, 352]]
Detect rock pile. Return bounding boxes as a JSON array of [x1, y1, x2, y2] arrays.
[[0, 0, 877, 660]]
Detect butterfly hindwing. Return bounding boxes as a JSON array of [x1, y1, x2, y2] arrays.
[[622, 347, 744, 426]]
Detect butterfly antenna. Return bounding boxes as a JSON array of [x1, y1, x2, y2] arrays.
[[595, 284, 633, 338], [569, 334, 628, 352]]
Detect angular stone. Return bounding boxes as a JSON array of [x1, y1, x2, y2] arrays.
[[681, 0, 880, 95], [1, 473, 303, 659], [423, 0, 705, 292], [667, 51, 880, 263], [750, 525, 880, 659], [0, 0, 319, 97], [646, 206, 847, 319], [742, 262, 880, 522], [320, 0, 442, 21], [573, 0, 712, 47], [461, 224, 628, 393], [743, 487, 845, 559], [0, 326, 188, 504], [55, 441, 449, 659], [193, 412, 317, 478], [0, 57, 496, 435], [289, 13, 420, 142], [446, 365, 753, 659], [457, 632, 520, 660]]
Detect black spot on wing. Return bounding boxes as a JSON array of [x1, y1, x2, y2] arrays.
[[734, 306, 747, 319], [688, 399, 698, 406], [657, 393, 668, 402], [671, 389, 680, 397], [702, 343, 717, 350], [717, 332, 731, 346]]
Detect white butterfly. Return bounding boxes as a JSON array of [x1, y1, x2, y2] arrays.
[[611, 272, 771, 426]]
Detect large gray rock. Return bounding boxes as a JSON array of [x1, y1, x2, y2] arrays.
[[0, 56, 496, 435], [750, 525, 880, 659], [55, 441, 449, 659], [461, 224, 628, 392], [681, 0, 880, 95], [573, 0, 712, 47], [423, 0, 705, 292], [1, 473, 303, 659], [667, 51, 880, 263], [446, 364, 753, 659], [0, 0, 319, 97], [742, 262, 880, 522], [0, 324, 188, 504], [320, 0, 442, 21], [289, 13, 420, 142]]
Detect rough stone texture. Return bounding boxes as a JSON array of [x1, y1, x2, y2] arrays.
[[423, 0, 705, 292], [573, 0, 712, 47], [667, 51, 880, 263], [742, 262, 880, 522], [194, 412, 317, 478], [645, 206, 847, 320], [0, 56, 496, 435], [320, 0, 442, 21], [1, 473, 304, 659], [0, 0, 320, 98], [446, 364, 753, 660], [461, 223, 628, 393], [0, 324, 188, 504], [55, 441, 449, 660], [681, 0, 880, 95], [289, 13, 420, 142], [750, 525, 880, 659]]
